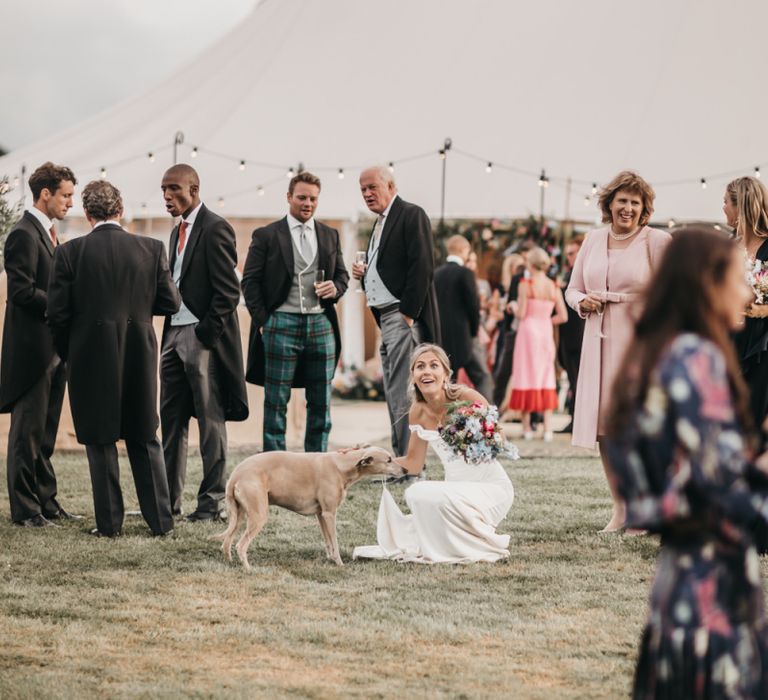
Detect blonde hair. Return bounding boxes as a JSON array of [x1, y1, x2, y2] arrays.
[[598, 171, 655, 227], [527, 246, 550, 271], [409, 343, 463, 403], [726, 176, 768, 241]]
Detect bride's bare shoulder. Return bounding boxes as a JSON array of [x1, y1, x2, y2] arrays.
[[409, 402, 429, 424]]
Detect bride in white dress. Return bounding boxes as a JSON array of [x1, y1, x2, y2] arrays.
[[353, 344, 515, 564]]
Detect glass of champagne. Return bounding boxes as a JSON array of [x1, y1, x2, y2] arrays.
[[313, 269, 325, 311], [354, 251, 367, 293]]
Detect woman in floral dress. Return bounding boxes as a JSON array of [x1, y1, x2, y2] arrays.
[[605, 227, 768, 698]]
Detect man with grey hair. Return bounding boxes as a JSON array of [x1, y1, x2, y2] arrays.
[[353, 166, 440, 461], [47, 180, 180, 537]]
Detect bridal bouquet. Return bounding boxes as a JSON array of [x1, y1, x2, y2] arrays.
[[439, 401, 519, 464], [746, 258, 768, 304]]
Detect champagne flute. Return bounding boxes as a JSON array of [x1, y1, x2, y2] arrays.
[[595, 300, 607, 339], [354, 251, 367, 293], [313, 269, 325, 311]]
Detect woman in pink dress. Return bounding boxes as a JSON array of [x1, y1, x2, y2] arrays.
[[565, 171, 671, 532], [509, 247, 567, 441]]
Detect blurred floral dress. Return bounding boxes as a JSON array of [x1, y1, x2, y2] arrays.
[[606, 334, 768, 699]]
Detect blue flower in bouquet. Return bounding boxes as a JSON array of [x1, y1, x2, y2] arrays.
[[439, 401, 519, 464]]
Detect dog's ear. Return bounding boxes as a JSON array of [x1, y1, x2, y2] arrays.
[[356, 456, 374, 468]]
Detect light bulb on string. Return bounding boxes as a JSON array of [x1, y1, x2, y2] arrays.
[[100, 167, 107, 179], [538, 169, 549, 188], [286, 167, 295, 178], [239, 160, 246, 171], [700, 177, 707, 190], [141, 203, 147, 214], [337, 168, 345, 180], [218, 196, 225, 208], [190, 147, 198, 158], [591, 183, 598, 195], [756, 166, 761, 179], [485, 162, 493, 174], [667, 219, 676, 229], [583, 196, 590, 206], [388, 162, 394, 173], [257, 186, 264, 196], [148, 152, 155, 163], [439, 149, 446, 160]]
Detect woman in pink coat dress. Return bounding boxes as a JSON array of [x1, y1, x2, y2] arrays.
[[565, 171, 671, 532]]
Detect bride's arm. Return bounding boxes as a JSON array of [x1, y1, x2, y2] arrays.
[[395, 405, 430, 475], [456, 385, 488, 407]]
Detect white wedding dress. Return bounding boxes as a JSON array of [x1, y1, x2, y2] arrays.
[[353, 425, 515, 564]]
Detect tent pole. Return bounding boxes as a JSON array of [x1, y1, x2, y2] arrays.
[[439, 137, 452, 234], [173, 131, 185, 164]]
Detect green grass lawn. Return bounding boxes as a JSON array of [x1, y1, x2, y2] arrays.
[[0, 445, 712, 698]]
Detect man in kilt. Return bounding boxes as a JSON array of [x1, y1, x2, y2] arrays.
[[242, 172, 349, 452]]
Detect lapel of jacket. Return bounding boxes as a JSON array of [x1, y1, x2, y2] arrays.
[[24, 211, 55, 257], [376, 195, 403, 261], [277, 217, 294, 275], [179, 204, 207, 280], [169, 222, 180, 270], [314, 221, 329, 273]]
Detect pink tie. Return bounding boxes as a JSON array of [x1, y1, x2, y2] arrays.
[[49, 225, 58, 246], [177, 221, 188, 255]]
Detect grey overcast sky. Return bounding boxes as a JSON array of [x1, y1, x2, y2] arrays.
[[0, 0, 257, 152]]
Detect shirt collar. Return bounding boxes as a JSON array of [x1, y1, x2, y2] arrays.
[[183, 202, 203, 228], [27, 206, 53, 233], [287, 213, 315, 232], [380, 194, 398, 219], [93, 219, 122, 230], [446, 255, 465, 266]]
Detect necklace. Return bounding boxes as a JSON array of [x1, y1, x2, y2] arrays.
[[609, 226, 640, 241]]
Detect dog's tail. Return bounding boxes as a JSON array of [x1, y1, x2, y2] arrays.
[[211, 478, 244, 561]]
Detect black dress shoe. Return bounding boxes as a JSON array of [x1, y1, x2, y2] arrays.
[[89, 527, 121, 538], [184, 510, 226, 523], [14, 514, 59, 528], [153, 529, 175, 538], [46, 508, 84, 521]]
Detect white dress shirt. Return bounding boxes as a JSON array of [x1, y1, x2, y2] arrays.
[[364, 195, 400, 308], [171, 201, 203, 326], [286, 213, 317, 267], [26, 206, 56, 245]]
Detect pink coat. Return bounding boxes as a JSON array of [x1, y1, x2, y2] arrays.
[[565, 226, 671, 449]]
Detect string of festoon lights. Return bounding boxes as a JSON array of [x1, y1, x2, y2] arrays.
[[2, 136, 765, 214]]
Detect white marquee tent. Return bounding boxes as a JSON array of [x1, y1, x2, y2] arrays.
[[0, 0, 765, 224]]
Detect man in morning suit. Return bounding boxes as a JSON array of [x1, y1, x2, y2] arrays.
[[352, 166, 440, 458], [47, 180, 180, 537], [0, 162, 79, 527], [160, 164, 249, 522], [242, 172, 349, 452], [434, 235, 493, 400]]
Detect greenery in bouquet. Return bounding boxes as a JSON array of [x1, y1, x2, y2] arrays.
[[438, 401, 519, 464], [747, 258, 768, 304]]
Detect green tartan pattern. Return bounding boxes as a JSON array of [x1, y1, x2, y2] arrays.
[[262, 311, 335, 452]]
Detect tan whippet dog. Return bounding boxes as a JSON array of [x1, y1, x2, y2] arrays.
[[214, 445, 404, 569]]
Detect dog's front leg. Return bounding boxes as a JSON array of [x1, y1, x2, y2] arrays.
[[320, 510, 343, 566], [316, 513, 335, 560]]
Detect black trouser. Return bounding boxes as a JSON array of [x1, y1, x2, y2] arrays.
[[85, 437, 173, 536], [161, 325, 227, 516], [492, 330, 516, 409], [6, 356, 66, 522]]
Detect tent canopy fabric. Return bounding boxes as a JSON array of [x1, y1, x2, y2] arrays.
[[0, 0, 763, 223]]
